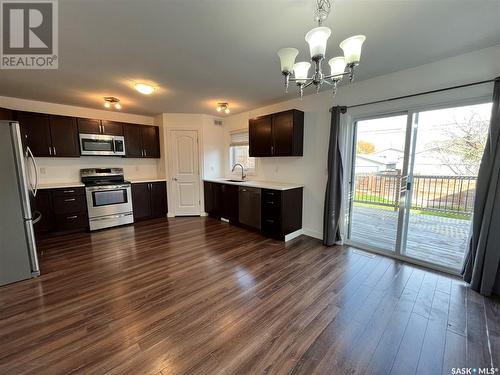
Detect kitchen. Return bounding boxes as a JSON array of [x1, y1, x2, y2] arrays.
[[0, 103, 305, 287]]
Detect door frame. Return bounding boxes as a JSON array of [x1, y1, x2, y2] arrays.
[[342, 96, 492, 276], [167, 128, 203, 217]]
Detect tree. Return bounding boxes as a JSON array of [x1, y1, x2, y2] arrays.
[[357, 140, 375, 154], [426, 108, 489, 175]]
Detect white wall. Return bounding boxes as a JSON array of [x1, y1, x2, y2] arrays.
[[222, 44, 500, 239], [0, 96, 163, 184]]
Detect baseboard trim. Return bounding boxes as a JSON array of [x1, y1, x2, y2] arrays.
[[284, 229, 303, 242], [302, 229, 323, 240]]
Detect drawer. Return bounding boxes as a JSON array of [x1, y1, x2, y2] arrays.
[[261, 216, 281, 236], [52, 194, 87, 214], [55, 211, 88, 231], [52, 187, 85, 197], [262, 189, 281, 203]]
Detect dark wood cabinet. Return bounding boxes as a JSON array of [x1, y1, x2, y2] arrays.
[[124, 124, 160, 158], [48, 116, 80, 157], [18, 111, 52, 157], [220, 184, 239, 223], [33, 187, 88, 236], [150, 182, 168, 218], [249, 115, 273, 157], [77, 118, 123, 136], [18, 112, 80, 157], [132, 181, 167, 221], [77, 118, 101, 134], [141, 126, 160, 158], [0, 107, 14, 120], [261, 188, 303, 240], [124, 124, 143, 158], [249, 109, 304, 157], [204, 181, 302, 240], [33, 190, 54, 234], [100, 120, 123, 136], [205, 181, 235, 220]]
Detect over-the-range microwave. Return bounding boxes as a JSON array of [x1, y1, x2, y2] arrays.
[[79, 133, 125, 156]]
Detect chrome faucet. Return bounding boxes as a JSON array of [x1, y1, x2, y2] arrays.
[[231, 163, 246, 180]]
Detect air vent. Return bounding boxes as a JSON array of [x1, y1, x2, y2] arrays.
[[214, 119, 223, 126]]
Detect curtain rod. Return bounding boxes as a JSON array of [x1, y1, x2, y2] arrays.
[[330, 78, 497, 111]]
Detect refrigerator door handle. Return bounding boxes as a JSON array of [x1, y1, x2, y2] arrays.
[[24, 220, 40, 275], [26, 146, 38, 197], [32, 210, 42, 224]]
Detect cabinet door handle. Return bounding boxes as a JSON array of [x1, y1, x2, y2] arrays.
[[48, 146, 52, 156], [64, 198, 76, 202], [63, 190, 75, 193], [66, 215, 78, 220], [102, 125, 105, 134], [271, 145, 274, 155], [144, 149, 147, 157], [53, 146, 56, 156]]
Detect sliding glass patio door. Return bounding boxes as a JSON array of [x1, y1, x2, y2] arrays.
[[347, 102, 492, 272], [348, 113, 409, 253]]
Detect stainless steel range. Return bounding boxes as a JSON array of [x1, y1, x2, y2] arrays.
[[81, 168, 134, 231]]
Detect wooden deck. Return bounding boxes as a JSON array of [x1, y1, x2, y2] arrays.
[[350, 205, 468, 270]]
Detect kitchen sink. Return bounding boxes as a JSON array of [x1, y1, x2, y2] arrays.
[[225, 179, 249, 183]]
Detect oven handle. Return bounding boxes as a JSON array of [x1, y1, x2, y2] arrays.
[[86, 184, 130, 191], [90, 213, 133, 221]]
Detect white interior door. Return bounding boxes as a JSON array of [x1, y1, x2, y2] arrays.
[[170, 130, 201, 216]]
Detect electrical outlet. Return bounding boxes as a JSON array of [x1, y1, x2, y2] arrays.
[[39, 167, 46, 174]]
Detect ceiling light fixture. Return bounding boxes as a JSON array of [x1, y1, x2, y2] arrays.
[[216, 102, 230, 114], [103, 97, 122, 110], [134, 83, 155, 95], [277, 0, 366, 98]]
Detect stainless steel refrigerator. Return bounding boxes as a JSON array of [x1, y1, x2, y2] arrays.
[[0, 120, 40, 286]]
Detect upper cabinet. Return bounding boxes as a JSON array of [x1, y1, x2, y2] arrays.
[[48, 115, 80, 157], [0, 107, 14, 120], [77, 118, 123, 135], [18, 112, 80, 157], [124, 124, 160, 158], [249, 109, 304, 157], [8, 108, 159, 159]]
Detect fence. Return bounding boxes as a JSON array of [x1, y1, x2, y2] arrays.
[[353, 173, 477, 215]]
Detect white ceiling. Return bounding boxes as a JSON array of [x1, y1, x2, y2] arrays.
[[0, 0, 499, 116]]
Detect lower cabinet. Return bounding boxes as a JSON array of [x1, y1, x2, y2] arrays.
[[204, 182, 303, 240], [33, 187, 88, 236], [131, 181, 167, 221], [204, 182, 239, 224]]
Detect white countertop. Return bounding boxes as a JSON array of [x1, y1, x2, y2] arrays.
[[203, 178, 303, 191], [129, 178, 167, 184], [38, 182, 85, 190]]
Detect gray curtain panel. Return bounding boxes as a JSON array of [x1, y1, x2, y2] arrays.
[[462, 77, 500, 296], [323, 106, 347, 246]]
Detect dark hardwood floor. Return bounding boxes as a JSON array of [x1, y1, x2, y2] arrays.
[[0, 217, 498, 375]]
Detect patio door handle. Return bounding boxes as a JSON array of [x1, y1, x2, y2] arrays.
[[406, 181, 412, 190]]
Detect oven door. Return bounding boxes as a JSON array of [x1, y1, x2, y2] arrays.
[[85, 184, 133, 219], [80, 134, 125, 156]]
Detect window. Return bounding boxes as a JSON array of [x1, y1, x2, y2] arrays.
[[229, 131, 256, 173]]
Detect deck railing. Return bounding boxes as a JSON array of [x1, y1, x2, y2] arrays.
[[353, 173, 477, 215]]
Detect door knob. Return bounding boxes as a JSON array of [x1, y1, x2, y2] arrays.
[[172, 177, 178, 181]]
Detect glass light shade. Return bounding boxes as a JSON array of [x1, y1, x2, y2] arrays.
[[328, 56, 347, 77], [114, 103, 122, 110], [134, 83, 155, 95], [305, 27, 331, 59], [293, 62, 311, 84], [340, 35, 366, 64], [104, 101, 111, 108], [277, 48, 299, 74]]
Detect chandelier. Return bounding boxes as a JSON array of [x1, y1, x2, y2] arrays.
[[277, 0, 366, 98]]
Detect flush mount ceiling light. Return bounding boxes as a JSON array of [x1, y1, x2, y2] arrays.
[[134, 83, 155, 95], [103, 97, 122, 110], [277, 0, 366, 98], [216, 102, 230, 114]]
